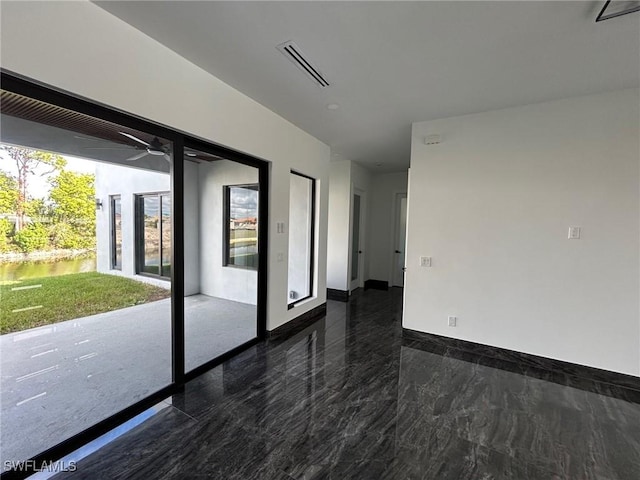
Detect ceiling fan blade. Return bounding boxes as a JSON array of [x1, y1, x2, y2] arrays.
[[84, 147, 135, 151], [74, 135, 101, 141], [125, 151, 149, 162], [119, 132, 150, 147]]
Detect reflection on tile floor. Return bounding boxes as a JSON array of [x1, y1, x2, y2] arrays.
[[56, 289, 640, 480]]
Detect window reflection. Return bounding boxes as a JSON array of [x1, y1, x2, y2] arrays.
[[224, 185, 258, 269]]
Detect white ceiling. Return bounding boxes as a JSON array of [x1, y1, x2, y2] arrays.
[[95, 1, 639, 172]]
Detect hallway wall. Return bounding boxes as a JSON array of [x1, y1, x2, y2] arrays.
[[367, 172, 409, 285]]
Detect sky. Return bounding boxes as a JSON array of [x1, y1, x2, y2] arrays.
[[230, 186, 259, 219]]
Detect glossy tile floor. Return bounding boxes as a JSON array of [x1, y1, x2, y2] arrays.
[[56, 289, 640, 479]]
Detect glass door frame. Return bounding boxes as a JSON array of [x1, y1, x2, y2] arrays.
[[0, 70, 269, 478], [183, 138, 269, 379], [135, 191, 172, 279]]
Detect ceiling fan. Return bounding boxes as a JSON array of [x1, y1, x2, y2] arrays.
[[118, 132, 171, 162], [77, 132, 171, 162]]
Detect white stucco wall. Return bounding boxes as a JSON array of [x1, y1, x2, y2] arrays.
[[95, 163, 170, 279], [184, 161, 201, 296], [198, 160, 258, 305], [1, 0, 330, 330]]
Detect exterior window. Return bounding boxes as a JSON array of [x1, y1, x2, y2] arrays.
[[287, 172, 315, 306], [110, 195, 122, 270], [135, 192, 171, 278], [224, 184, 259, 269]]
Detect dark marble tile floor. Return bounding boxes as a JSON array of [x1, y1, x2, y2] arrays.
[[55, 289, 640, 479]]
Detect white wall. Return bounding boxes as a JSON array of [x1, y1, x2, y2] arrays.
[[95, 163, 169, 279], [0, 0, 330, 330], [327, 161, 351, 291], [326, 159, 372, 292], [367, 172, 408, 285], [406, 88, 640, 376], [184, 162, 201, 296], [199, 160, 258, 305], [327, 162, 409, 290], [350, 162, 372, 287]]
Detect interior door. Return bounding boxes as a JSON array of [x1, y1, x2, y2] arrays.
[[393, 193, 408, 287], [350, 190, 364, 291]]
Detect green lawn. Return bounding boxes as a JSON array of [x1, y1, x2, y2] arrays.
[[0, 272, 170, 334]]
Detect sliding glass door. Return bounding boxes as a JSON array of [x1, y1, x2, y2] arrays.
[[183, 148, 261, 373], [1, 70, 268, 478], [0, 85, 173, 468]]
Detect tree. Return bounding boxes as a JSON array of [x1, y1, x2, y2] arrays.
[[0, 171, 18, 214], [49, 170, 96, 247], [1, 146, 66, 231], [24, 198, 53, 221]]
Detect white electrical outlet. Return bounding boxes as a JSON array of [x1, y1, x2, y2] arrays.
[[420, 256, 432, 267], [448, 316, 457, 327]]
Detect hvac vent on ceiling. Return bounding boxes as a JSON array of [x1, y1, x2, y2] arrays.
[[277, 41, 330, 88]]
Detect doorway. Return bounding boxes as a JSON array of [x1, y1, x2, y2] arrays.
[[350, 189, 365, 292], [392, 193, 408, 287], [182, 147, 263, 373]]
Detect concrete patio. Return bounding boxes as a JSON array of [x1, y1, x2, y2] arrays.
[[0, 294, 256, 465]]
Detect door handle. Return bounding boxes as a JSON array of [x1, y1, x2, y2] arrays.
[[395, 250, 402, 253], [358, 250, 363, 254]]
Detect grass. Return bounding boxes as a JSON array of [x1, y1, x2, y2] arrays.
[[0, 272, 170, 334]]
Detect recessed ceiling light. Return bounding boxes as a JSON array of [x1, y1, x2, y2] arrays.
[[326, 103, 339, 110], [332, 152, 341, 157]]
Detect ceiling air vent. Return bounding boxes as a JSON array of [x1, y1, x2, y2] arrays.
[[277, 41, 330, 88]]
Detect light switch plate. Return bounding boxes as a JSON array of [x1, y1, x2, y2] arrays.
[[568, 226, 581, 239]]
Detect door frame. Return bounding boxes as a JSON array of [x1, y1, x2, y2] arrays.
[[349, 186, 366, 292], [134, 191, 171, 279], [391, 192, 408, 287]]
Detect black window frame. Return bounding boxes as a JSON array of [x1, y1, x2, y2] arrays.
[[287, 170, 316, 309], [135, 191, 172, 280], [223, 183, 259, 270], [110, 195, 122, 270]]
